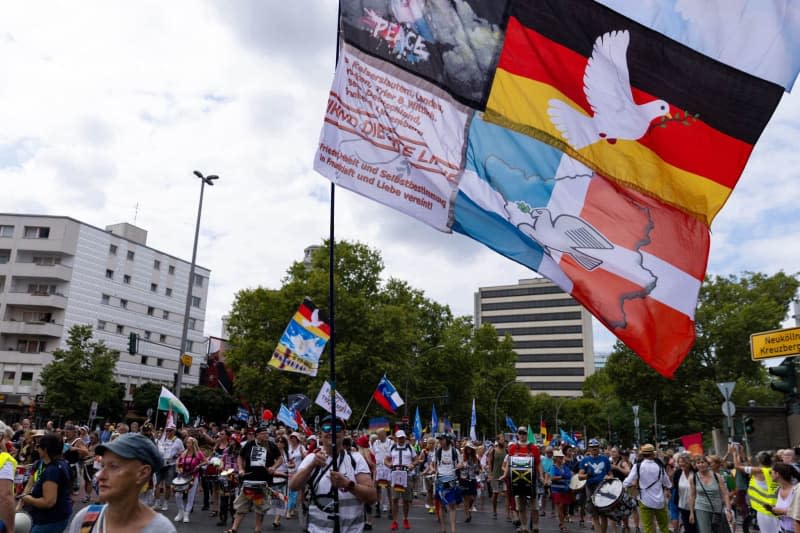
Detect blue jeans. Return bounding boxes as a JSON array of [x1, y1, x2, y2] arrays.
[[32, 518, 70, 533]]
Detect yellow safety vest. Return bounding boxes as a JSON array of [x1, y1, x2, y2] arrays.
[[747, 467, 777, 516], [0, 452, 18, 496]]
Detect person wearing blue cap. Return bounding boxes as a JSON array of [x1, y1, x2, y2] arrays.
[[579, 439, 612, 533], [65, 433, 175, 533]]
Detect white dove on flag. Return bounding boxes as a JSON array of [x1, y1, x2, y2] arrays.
[[547, 30, 671, 150]]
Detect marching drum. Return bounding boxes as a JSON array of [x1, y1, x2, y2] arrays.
[[218, 469, 238, 494], [172, 475, 192, 494], [15, 511, 32, 533], [376, 464, 391, 488], [391, 466, 409, 493], [569, 474, 587, 492], [242, 479, 268, 501], [509, 456, 535, 493], [591, 478, 636, 521]]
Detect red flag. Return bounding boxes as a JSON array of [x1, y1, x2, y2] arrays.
[[680, 433, 703, 456], [294, 409, 312, 436]]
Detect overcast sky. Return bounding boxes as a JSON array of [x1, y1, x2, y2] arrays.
[[1, 2, 798, 356]]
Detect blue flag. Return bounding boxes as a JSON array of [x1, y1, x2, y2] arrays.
[[236, 407, 250, 422], [469, 398, 477, 441], [278, 403, 298, 430], [505, 415, 517, 433], [560, 429, 577, 446], [413, 406, 423, 441], [443, 416, 452, 432], [431, 404, 438, 434]]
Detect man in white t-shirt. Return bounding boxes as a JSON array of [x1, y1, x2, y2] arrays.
[[0, 421, 16, 533], [371, 428, 393, 515], [385, 430, 417, 530], [426, 433, 462, 533], [290, 416, 375, 533], [154, 424, 185, 511]]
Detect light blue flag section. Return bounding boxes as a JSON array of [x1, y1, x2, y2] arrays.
[[431, 404, 438, 434], [278, 403, 299, 430], [413, 407, 423, 441]]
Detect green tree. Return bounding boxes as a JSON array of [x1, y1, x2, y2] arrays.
[[180, 386, 238, 424], [603, 271, 798, 435], [40, 324, 124, 421], [132, 382, 163, 418]]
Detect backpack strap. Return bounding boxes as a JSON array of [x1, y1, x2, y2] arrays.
[[79, 504, 106, 533]]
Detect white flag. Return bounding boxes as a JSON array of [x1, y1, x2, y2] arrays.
[[314, 381, 352, 421]]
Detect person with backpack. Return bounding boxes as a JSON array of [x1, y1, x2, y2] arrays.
[[623, 444, 672, 533], [290, 416, 375, 533], [426, 433, 462, 533], [503, 426, 544, 533], [386, 430, 417, 530], [579, 439, 613, 533]]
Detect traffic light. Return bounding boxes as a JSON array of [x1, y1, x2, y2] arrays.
[[769, 358, 797, 395], [128, 332, 139, 355], [744, 416, 755, 434]]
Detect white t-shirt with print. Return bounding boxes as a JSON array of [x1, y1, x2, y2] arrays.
[[300, 451, 370, 533]]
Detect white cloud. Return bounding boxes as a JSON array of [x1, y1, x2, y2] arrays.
[[0, 0, 797, 359]]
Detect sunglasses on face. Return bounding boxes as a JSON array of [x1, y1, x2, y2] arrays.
[[320, 423, 344, 433]]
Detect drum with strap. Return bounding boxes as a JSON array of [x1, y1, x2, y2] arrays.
[[242, 479, 268, 502], [171, 475, 192, 494], [591, 478, 627, 517], [376, 464, 391, 488], [217, 469, 238, 494], [509, 456, 535, 495]]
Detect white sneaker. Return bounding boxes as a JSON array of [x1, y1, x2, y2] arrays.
[[174, 510, 183, 522], [161, 502, 168, 511], [182, 515, 189, 523]]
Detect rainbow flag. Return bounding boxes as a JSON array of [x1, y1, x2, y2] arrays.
[[369, 416, 390, 433]]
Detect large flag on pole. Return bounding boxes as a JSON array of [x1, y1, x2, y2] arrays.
[[278, 404, 299, 430], [469, 398, 477, 441], [431, 404, 439, 434], [373, 375, 405, 415], [505, 415, 517, 433], [158, 386, 189, 423], [315, 0, 800, 379], [268, 298, 330, 376]]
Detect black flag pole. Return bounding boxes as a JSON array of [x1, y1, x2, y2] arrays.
[[328, 4, 342, 532]]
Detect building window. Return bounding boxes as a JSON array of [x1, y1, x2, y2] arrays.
[[147, 306, 154, 316], [157, 358, 164, 367], [27, 283, 55, 295], [109, 244, 117, 255], [23, 226, 49, 239], [32, 255, 60, 266], [116, 324, 124, 334], [97, 320, 106, 331], [2, 371, 14, 385], [183, 365, 190, 375], [17, 340, 44, 353], [19, 372, 33, 386], [126, 250, 135, 261], [162, 310, 169, 320], [123, 274, 131, 284], [101, 294, 110, 305], [144, 330, 151, 340], [105, 269, 114, 279], [186, 340, 194, 352], [140, 356, 148, 365], [154, 259, 160, 270], [120, 299, 128, 309], [150, 283, 158, 292], [0, 225, 13, 238], [0, 251, 8, 264], [194, 275, 204, 288], [168, 265, 175, 275], [159, 334, 167, 343], [191, 296, 201, 308], [22, 311, 52, 323], [188, 318, 197, 330], [165, 288, 172, 297]]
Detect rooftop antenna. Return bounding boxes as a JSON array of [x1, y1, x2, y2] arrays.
[[133, 202, 139, 225]]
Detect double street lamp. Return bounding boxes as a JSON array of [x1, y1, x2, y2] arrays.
[[175, 170, 218, 397]]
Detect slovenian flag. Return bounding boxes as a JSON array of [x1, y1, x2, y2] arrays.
[[373, 375, 404, 414], [158, 386, 189, 423]]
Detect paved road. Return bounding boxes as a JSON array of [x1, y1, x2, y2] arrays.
[[138, 496, 570, 533]]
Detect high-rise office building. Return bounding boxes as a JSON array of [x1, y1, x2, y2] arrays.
[[0, 215, 210, 408], [474, 277, 594, 397]]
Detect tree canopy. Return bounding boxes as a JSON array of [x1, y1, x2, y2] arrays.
[[223, 239, 534, 436], [39, 324, 125, 422]]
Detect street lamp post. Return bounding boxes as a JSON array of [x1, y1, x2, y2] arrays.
[[175, 170, 218, 398], [554, 396, 571, 434], [493, 379, 518, 438]]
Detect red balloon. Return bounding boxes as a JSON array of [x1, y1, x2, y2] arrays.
[[262, 409, 273, 421]]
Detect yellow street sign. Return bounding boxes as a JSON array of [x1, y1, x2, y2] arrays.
[[750, 326, 800, 361], [180, 354, 193, 367]]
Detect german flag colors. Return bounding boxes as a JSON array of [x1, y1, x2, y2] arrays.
[[485, 0, 785, 226]]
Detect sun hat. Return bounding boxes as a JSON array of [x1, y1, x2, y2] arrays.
[[553, 449, 565, 457], [95, 433, 163, 471], [395, 430, 407, 439], [640, 443, 656, 455]]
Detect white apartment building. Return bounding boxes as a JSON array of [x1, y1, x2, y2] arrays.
[[474, 277, 595, 397], [0, 214, 210, 406]]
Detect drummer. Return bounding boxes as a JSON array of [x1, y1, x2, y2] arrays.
[[579, 439, 613, 533], [503, 426, 544, 533], [227, 423, 278, 533]]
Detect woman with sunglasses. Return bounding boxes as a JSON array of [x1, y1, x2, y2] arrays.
[[20, 433, 73, 533], [290, 416, 375, 533]]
